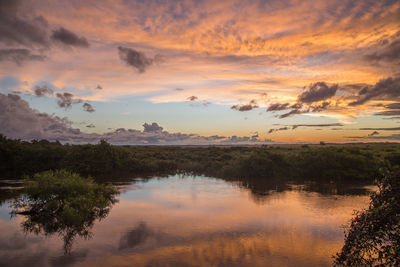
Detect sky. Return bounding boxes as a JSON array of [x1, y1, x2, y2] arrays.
[[0, 0, 399, 144]]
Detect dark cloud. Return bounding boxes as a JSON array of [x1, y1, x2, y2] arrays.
[[290, 103, 303, 109], [118, 46, 162, 73], [143, 122, 163, 132], [369, 134, 400, 140], [368, 131, 379, 137], [0, 93, 274, 145], [33, 85, 53, 97], [298, 82, 338, 103], [175, 88, 184, 91], [266, 102, 309, 119], [382, 116, 400, 120], [0, 93, 81, 140], [374, 110, 400, 116], [268, 123, 343, 133], [231, 100, 258, 112], [82, 102, 95, 113], [267, 103, 290, 111], [346, 134, 400, 141], [278, 108, 306, 118], [364, 39, 400, 64], [267, 89, 332, 119], [292, 123, 343, 128], [95, 85, 102, 90], [0, 1, 90, 66], [86, 124, 95, 128], [310, 101, 330, 112], [268, 127, 289, 134], [266, 80, 365, 119], [359, 127, 400, 131], [0, 49, 46, 65], [56, 92, 73, 109], [251, 132, 259, 141], [51, 27, 89, 48], [385, 103, 400, 109], [0, 1, 49, 47], [349, 76, 400, 106], [340, 83, 370, 94], [187, 95, 198, 101], [56, 92, 81, 109]]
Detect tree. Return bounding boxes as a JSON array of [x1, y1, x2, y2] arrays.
[[12, 170, 118, 253], [334, 171, 400, 266]]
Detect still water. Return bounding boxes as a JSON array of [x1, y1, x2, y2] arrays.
[[0, 175, 373, 267]]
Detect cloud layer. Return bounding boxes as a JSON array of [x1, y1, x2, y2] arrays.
[[0, 93, 271, 144], [1, 0, 400, 143]]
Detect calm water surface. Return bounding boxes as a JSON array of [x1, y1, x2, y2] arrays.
[[0, 175, 374, 267]]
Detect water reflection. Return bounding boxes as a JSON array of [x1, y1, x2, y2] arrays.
[[119, 222, 155, 250], [9, 174, 118, 254], [0, 175, 373, 267]]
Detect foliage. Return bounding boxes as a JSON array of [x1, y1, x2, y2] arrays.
[[1, 134, 399, 184], [333, 171, 400, 266], [2, 134, 400, 260], [11, 170, 118, 253]]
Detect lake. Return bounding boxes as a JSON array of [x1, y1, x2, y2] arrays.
[[0, 175, 374, 267]]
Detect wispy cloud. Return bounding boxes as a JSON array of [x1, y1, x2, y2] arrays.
[[268, 123, 343, 133]]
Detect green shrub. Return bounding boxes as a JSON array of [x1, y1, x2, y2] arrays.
[[12, 170, 118, 253]]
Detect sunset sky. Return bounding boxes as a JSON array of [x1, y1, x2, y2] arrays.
[[1, 0, 399, 144]]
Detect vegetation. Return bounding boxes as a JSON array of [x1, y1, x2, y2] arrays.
[[11, 170, 118, 253], [1, 134, 399, 261], [334, 171, 400, 266], [1, 134, 399, 184]]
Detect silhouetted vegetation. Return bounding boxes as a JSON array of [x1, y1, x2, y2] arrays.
[[11, 170, 118, 253], [334, 171, 400, 266], [1, 134, 398, 184]]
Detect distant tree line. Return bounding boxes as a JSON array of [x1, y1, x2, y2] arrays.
[[1, 134, 399, 182]]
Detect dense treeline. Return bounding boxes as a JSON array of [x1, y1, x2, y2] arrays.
[[1, 134, 400, 183]]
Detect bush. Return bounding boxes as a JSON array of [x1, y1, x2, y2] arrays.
[[333, 171, 400, 266], [12, 170, 118, 253]]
